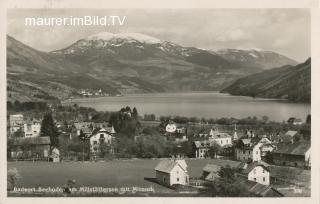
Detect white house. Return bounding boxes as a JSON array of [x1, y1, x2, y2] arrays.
[[155, 159, 189, 186], [239, 161, 270, 186], [24, 119, 41, 137], [258, 137, 275, 156], [234, 138, 262, 162], [9, 114, 24, 134], [89, 127, 115, 156], [50, 147, 60, 162], [165, 122, 177, 133], [209, 132, 232, 147]]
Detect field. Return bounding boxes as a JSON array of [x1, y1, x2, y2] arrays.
[[8, 158, 240, 195]]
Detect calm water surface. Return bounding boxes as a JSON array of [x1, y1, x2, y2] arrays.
[[63, 92, 310, 122]]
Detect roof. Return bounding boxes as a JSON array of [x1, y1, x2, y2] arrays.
[[11, 136, 51, 146], [242, 161, 270, 174], [154, 160, 187, 173], [285, 131, 298, 137], [203, 164, 221, 173], [234, 177, 283, 197], [194, 140, 211, 148], [205, 172, 220, 181], [274, 141, 310, 156], [91, 126, 115, 136], [74, 122, 92, 129], [211, 132, 232, 139]]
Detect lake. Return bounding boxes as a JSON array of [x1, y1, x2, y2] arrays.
[[63, 92, 310, 122]]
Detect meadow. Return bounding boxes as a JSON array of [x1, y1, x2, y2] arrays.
[[8, 159, 240, 192]]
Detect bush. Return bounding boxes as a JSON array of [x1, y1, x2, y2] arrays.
[[7, 168, 21, 191]]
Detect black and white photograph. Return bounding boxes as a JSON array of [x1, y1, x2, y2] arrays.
[[2, 1, 318, 201]]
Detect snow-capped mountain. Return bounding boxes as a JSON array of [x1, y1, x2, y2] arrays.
[[7, 32, 300, 101], [216, 48, 298, 70], [52, 32, 208, 58]]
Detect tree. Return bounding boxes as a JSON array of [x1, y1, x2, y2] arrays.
[[132, 107, 138, 119], [306, 114, 311, 124], [40, 113, 59, 148], [7, 168, 21, 191], [207, 142, 222, 158], [99, 139, 111, 158]]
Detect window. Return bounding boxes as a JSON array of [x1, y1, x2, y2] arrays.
[[254, 178, 256, 181], [186, 177, 188, 183], [177, 178, 180, 182], [263, 177, 265, 182], [256, 151, 259, 155], [93, 141, 98, 145], [100, 134, 104, 138], [263, 170, 265, 173]]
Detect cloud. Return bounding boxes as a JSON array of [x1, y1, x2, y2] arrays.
[[7, 9, 310, 61]]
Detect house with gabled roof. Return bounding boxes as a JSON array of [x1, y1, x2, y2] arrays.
[[10, 136, 51, 159], [233, 177, 283, 197], [238, 161, 270, 185], [89, 126, 116, 158], [202, 164, 221, 181], [154, 159, 189, 186], [234, 137, 262, 162], [272, 140, 310, 168]]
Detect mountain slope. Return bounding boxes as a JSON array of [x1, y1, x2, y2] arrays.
[[7, 35, 120, 102], [7, 33, 299, 102], [221, 58, 311, 103], [50, 32, 262, 92], [216, 49, 298, 70]]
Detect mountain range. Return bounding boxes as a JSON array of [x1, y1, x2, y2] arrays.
[[221, 58, 311, 103], [7, 32, 305, 102]]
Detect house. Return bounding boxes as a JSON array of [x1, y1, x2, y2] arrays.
[[209, 132, 232, 147], [257, 137, 275, 157], [165, 122, 177, 133], [234, 138, 262, 162], [9, 114, 24, 134], [50, 147, 60, 162], [73, 122, 94, 136], [272, 140, 311, 168], [278, 130, 298, 143], [154, 159, 189, 186], [202, 164, 221, 181], [89, 127, 116, 158], [23, 119, 41, 137], [10, 136, 51, 159], [287, 117, 303, 125], [194, 140, 211, 158], [233, 177, 283, 197], [238, 161, 270, 185]]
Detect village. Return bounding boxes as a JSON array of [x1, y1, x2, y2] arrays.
[[7, 103, 311, 197]]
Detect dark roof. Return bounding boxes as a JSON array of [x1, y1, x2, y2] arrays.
[[274, 141, 310, 156], [11, 136, 51, 146], [91, 127, 115, 136], [234, 177, 283, 197]]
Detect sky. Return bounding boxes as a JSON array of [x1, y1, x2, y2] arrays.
[[7, 9, 310, 62]]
